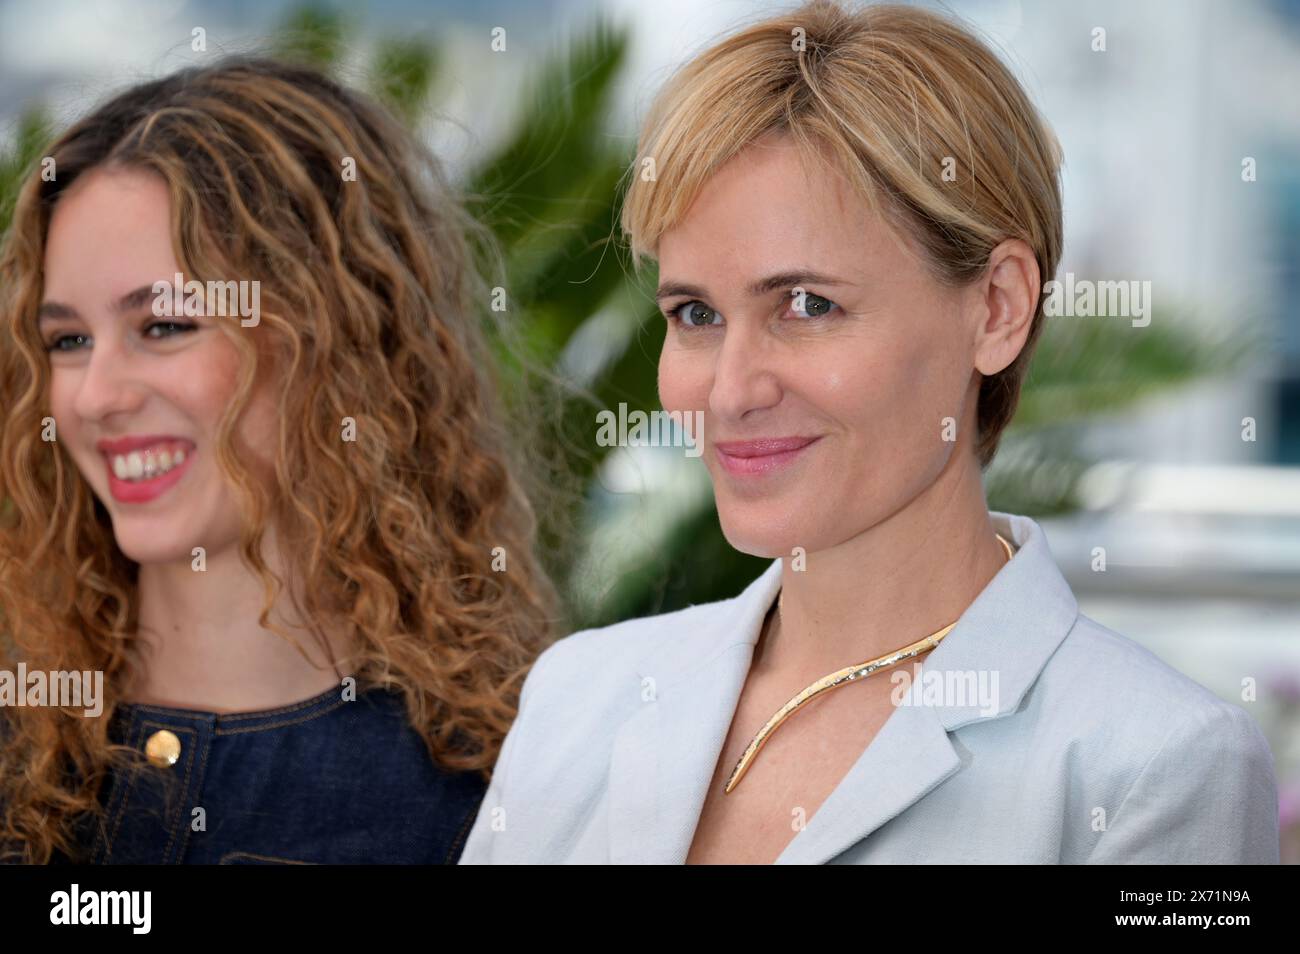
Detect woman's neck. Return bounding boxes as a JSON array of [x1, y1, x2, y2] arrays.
[[125, 531, 355, 713], [755, 452, 1009, 679]]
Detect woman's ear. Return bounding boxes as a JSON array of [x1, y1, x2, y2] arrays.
[[971, 238, 1040, 377]]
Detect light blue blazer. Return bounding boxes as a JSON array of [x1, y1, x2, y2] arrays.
[[460, 511, 1280, 864]]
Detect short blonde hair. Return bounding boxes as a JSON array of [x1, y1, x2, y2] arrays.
[[621, 0, 1063, 468]]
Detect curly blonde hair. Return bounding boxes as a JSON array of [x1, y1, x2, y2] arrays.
[[0, 56, 557, 863]]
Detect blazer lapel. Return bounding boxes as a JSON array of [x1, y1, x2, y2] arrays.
[[775, 697, 961, 864], [607, 560, 783, 864], [775, 510, 1080, 864]]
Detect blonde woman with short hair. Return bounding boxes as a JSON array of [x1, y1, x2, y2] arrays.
[[459, 1, 1278, 864]]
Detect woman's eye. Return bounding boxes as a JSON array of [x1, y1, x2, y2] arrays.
[[788, 291, 839, 318], [670, 301, 723, 328], [47, 333, 90, 353], [143, 320, 196, 339]]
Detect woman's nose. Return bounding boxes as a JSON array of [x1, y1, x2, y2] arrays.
[[707, 323, 782, 422], [71, 343, 147, 422]]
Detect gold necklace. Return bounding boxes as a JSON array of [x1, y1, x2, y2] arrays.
[[723, 532, 1015, 794]]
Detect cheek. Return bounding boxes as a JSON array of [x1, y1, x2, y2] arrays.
[[47, 371, 79, 427], [809, 328, 950, 448], [165, 334, 263, 469], [880, 335, 971, 451], [811, 331, 915, 414], [182, 345, 242, 429], [47, 373, 93, 469], [657, 337, 709, 412], [235, 387, 280, 474], [202, 341, 278, 469]]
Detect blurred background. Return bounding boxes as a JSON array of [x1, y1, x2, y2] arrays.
[[2, 0, 1297, 861]]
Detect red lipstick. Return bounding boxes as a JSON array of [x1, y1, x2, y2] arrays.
[[97, 435, 196, 504]]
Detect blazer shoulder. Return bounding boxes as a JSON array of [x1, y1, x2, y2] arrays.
[[1057, 618, 1279, 863], [1045, 611, 1272, 758]]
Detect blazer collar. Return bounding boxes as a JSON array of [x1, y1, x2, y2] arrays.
[[607, 510, 1079, 864]]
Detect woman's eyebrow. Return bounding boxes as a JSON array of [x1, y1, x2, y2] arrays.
[[654, 280, 706, 303], [37, 284, 161, 323], [655, 270, 850, 302], [746, 270, 850, 296]]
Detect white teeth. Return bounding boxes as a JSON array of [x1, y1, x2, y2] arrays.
[[110, 446, 190, 483]]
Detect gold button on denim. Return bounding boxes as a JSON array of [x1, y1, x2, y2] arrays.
[[144, 729, 181, 767]]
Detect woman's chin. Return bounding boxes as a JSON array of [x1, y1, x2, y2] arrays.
[[716, 508, 815, 561], [112, 539, 194, 566], [105, 521, 210, 566]]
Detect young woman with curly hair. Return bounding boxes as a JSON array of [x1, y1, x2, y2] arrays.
[[0, 56, 556, 864]]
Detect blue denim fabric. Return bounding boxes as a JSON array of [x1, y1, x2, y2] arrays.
[[54, 685, 487, 864]]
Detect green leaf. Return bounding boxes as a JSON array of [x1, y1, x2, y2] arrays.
[[370, 37, 440, 127], [1016, 310, 1258, 427], [466, 19, 629, 253], [0, 105, 54, 239], [273, 5, 348, 70]]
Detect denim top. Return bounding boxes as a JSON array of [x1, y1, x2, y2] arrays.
[[55, 684, 488, 864]]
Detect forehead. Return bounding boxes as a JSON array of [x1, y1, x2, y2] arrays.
[[656, 137, 883, 277], [44, 167, 177, 297]]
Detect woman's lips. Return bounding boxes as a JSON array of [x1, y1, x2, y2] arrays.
[[713, 436, 821, 476], [103, 444, 196, 504]]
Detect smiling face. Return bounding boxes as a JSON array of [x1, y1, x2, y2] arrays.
[[656, 134, 990, 558], [40, 165, 277, 566]]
